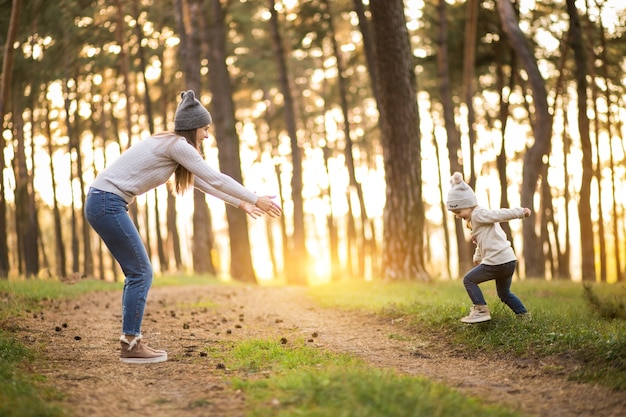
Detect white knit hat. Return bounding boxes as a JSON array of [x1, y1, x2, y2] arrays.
[[446, 172, 478, 210], [174, 90, 212, 131]]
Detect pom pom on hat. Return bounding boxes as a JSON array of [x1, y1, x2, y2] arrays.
[[446, 172, 478, 210], [174, 90, 212, 131]]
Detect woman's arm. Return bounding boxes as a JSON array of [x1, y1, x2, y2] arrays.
[[193, 177, 242, 207], [170, 139, 258, 204], [172, 139, 281, 217]]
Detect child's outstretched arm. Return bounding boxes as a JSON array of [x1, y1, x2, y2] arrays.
[[473, 207, 528, 223]]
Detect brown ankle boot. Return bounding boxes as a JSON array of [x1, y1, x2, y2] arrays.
[[120, 335, 167, 364]]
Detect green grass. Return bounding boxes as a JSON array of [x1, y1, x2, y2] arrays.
[[0, 274, 226, 417], [227, 338, 353, 372], [0, 278, 118, 417], [0, 331, 64, 417], [2, 275, 624, 417], [308, 279, 626, 390], [151, 273, 224, 287], [0, 278, 122, 318], [215, 339, 520, 417], [583, 282, 626, 320], [0, 274, 223, 319]]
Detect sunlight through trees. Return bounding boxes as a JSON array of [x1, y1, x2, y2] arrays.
[[1, 0, 625, 284]]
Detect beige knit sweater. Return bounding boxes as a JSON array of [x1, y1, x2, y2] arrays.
[[90, 132, 258, 207], [469, 206, 525, 265]]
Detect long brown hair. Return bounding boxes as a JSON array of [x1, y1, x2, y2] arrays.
[[173, 129, 201, 194]]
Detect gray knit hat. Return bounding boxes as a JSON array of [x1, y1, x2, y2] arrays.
[[174, 90, 212, 130], [446, 172, 478, 210]]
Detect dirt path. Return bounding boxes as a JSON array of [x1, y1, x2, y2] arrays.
[[12, 285, 626, 417]]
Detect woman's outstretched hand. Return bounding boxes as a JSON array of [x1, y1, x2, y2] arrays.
[[239, 201, 265, 219], [255, 195, 282, 218]]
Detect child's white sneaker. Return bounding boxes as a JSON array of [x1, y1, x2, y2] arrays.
[[461, 305, 491, 323]]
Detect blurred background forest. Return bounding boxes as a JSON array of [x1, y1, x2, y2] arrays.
[[0, 0, 625, 285]]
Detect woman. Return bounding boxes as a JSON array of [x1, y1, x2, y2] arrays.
[[84, 90, 281, 363]]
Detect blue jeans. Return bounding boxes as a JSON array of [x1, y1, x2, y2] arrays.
[[463, 261, 527, 314], [84, 188, 152, 336]]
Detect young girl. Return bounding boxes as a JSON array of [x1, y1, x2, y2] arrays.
[[446, 172, 530, 323], [84, 90, 282, 363]]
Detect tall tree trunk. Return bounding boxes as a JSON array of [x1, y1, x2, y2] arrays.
[[430, 108, 452, 279], [104, 105, 122, 282], [370, 0, 427, 281], [496, 0, 551, 278], [205, 0, 257, 283], [90, 108, 107, 280], [166, 192, 182, 271], [580, 0, 605, 282], [549, 31, 572, 280], [436, 0, 471, 275], [132, 0, 167, 274], [132, 0, 154, 136], [27, 97, 49, 277], [559, 104, 572, 279], [156, 47, 181, 271], [618, 94, 626, 281], [318, 64, 341, 281], [175, 0, 216, 275], [12, 102, 39, 277], [590, 53, 606, 283], [191, 129, 216, 271], [607, 125, 620, 282], [261, 89, 287, 280], [462, 0, 478, 190], [566, 0, 595, 281], [113, 0, 134, 151], [323, 0, 373, 279], [268, 0, 307, 285], [0, 0, 22, 278], [595, 0, 622, 282], [322, 143, 340, 281], [74, 92, 92, 278], [152, 192, 167, 274], [112, 0, 142, 238], [494, 35, 516, 242], [62, 75, 80, 275], [352, 0, 379, 107], [274, 162, 289, 279], [352, 1, 384, 276], [540, 162, 556, 278], [45, 99, 67, 278]]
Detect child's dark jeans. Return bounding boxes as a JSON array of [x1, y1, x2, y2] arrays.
[[463, 260, 527, 314]]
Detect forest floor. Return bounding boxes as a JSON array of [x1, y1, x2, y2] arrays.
[[9, 284, 626, 417]]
